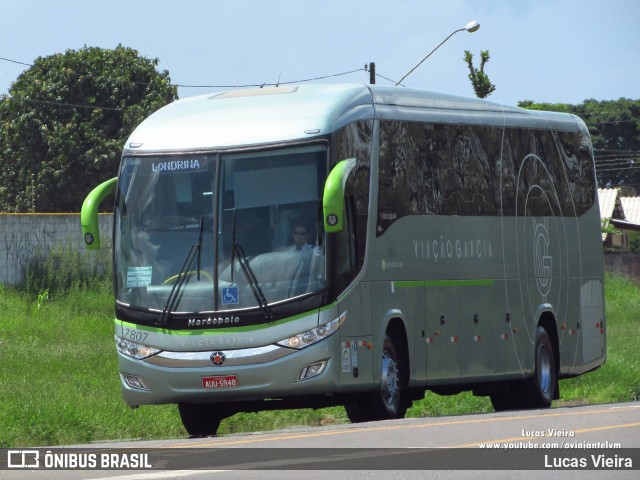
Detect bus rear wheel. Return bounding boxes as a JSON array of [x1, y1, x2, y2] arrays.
[[178, 403, 223, 437], [345, 335, 407, 422], [490, 326, 557, 411], [522, 326, 557, 408]]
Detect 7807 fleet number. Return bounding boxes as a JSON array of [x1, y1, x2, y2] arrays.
[[122, 328, 149, 343]]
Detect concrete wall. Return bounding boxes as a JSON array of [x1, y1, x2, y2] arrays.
[[0, 213, 113, 285], [2, 214, 639, 285], [604, 252, 640, 282]]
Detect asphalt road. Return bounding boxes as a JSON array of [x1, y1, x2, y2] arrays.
[[2, 401, 639, 479]]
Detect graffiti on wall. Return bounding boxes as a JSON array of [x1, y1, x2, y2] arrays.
[[3, 228, 57, 284], [0, 215, 112, 285]]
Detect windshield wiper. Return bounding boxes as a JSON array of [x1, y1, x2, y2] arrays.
[[232, 241, 274, 321], [158, 216, 205, 327], [228, 207, 272, 320]]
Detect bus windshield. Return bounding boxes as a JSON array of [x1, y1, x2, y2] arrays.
[[114, 145, 328, 315]]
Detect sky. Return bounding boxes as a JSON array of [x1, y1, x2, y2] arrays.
[[1, 0, 639, 107]]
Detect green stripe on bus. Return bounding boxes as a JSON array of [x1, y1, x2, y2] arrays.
[[395, 281, 424, 288], [396, 279, 495, 288]]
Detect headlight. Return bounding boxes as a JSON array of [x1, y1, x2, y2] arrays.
[[277, 311, 346, 350], [116, 335, 161, 359]]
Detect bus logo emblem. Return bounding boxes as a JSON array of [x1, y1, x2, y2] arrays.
[[326, 214, 338, 226], [533, 218, 552, 300], [211, 352, 226, 366]]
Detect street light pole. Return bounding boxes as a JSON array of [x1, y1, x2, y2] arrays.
[[395, 20, 480, 86]]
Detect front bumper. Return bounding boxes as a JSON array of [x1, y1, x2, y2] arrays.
[[118, 335, 340, 407]]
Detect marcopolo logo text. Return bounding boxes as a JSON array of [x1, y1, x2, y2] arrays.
[[187, 316, 240, 327]]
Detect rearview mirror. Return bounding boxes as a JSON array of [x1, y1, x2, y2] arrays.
[[322, 158, 356, 233], [81, 177, 117, 250]]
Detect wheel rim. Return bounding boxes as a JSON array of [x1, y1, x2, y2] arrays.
[[537, 343, 552, 395], [381, 350, 399, 408]]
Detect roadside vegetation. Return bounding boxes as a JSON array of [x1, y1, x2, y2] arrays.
[[0, 252, 637, 447]]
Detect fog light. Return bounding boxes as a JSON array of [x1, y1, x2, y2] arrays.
[[122, 374, 149, 390], [297, 361, 327, 381]]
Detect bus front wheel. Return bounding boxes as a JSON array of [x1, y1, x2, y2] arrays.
[[345, 335, 407, 422], [178, 403, 223, 437]]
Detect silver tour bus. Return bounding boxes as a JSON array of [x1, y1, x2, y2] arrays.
[[82, 84, 605, 436]]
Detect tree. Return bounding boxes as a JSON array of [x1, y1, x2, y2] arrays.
[[0, 45, 178, 212], [463, 50, 496, 99], [518, 99, 640, 192]]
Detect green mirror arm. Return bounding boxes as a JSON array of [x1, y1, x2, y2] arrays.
[[323, 158, 356, 233], [81, 177, 117, 250]]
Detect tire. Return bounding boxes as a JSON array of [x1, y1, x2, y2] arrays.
[[178, 403, 223, 437], [345, 335, 407, 422], [522, 326, 557, 409]]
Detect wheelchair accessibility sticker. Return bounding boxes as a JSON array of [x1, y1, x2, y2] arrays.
[[221, 286, 239, 305]]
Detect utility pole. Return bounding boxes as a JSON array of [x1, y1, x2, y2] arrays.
[[369, 62, 376, 84]]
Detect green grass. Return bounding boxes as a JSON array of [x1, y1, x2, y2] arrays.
[[556, 274, 640, 404], [0, 284, 183, 447], [0, 273, 638, 447]]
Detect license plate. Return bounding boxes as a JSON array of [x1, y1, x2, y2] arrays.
[[202, 375, 239, 389]]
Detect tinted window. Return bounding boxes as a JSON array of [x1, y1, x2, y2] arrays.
[[376, 120, 596, 236]]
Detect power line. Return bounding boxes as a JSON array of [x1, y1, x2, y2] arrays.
[[595, 158, 640, 164], [175, 68, 366, 89], [15, 97, 126, 112], [0, 56, 33, 67], [374, 71, 398, 85], [596, 165, 640, 171], [0, 54, 366, 91], [595, 153, 640, 162], [596, 168, 640, 175], [0, 54, 368, 112], [595, 153, 639, 159], [596, 161, 639, 167], [596, 148, 640, 153], [595, 149, 640, 156], [595, 162, 639, 169], [3, 54, 640, 127], [587, 119, 639, 125]]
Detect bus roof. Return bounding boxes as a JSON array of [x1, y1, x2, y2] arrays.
[[124, 83, 582, 153]]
